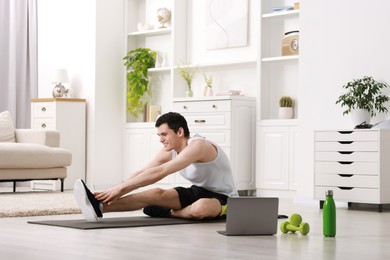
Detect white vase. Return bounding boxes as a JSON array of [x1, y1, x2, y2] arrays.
[[203, 86, 213, 96], [279, 107, 293, 119], [351, 108, 371, 126]]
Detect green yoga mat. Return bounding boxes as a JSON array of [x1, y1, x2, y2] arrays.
[[28, 216, 226, 230]]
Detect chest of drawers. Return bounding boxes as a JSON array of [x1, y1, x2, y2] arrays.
[[314, 129, 390, 211], [31, 98, 86, 190], [173, 96, 256, 191]]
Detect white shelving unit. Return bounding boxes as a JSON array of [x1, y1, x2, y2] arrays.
[[256, 1, 300, 197]]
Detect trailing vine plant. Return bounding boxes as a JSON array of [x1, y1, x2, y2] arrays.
[[123, 48, 156, 117]]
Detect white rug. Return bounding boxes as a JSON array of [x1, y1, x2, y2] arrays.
[[0, 191, 81, 218]]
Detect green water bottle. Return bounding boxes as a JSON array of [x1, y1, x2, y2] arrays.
[[323, 190, 336, 237]]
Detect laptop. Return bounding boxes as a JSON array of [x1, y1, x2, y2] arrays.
[[217, 197, 279, 236]]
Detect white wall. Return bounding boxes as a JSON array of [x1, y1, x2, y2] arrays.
[[297, 0, 390, 199], [37, 0, 125, 188]]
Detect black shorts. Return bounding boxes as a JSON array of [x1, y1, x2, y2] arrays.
[[174, 185, 228, 209]]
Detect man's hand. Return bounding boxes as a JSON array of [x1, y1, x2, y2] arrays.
[[94, 185, 124, 205]]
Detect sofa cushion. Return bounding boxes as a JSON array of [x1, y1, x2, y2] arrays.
[[0, 143, 72, 168], [0, 111, 16, 142]]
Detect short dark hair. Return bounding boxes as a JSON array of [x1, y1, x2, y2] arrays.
[[155, 112, 190, 137]]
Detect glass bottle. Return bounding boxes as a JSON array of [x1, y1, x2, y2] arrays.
[[323, 190, 336, 237]]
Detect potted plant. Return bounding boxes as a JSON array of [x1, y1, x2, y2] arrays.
[[335, 76, 390, 125], [178, 64, 198, 97], [202, 73, 213, 96], [123, 47, 157, 117], [279, 96, 293, 119]]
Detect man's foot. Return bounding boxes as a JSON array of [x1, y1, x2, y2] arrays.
[[74, 179, 103, 222], [143, 206, 172, 218]]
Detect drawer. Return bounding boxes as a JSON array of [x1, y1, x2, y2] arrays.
[[182, 112, 230, 129], [191, 130, 230, 147], [315, 161, 378, 175], [32, 118, 56, 130], [315, 130, 378, 142], [315, 186, 378, 203], [315, 174, 378, 188], [315, 151, 378, 162], [173, 100, 231, 113], [32, 102, 56, 118], [315, 141, 378, 152]]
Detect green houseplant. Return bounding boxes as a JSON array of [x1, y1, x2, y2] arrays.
[[178, 64, 198, 97], [335, 76, 390, 118], [279, 96, 294, 119], [123, 48, 157, 117], [202, 73, 213, 96]]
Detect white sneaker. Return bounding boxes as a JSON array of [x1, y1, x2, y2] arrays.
[[73, 179, 103, 222]]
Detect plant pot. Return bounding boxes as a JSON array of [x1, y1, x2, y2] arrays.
[[279, 107, 293, 119], [351, 108, 371, 126]]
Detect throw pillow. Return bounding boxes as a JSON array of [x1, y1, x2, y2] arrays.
[[0, 111, 16, 142]]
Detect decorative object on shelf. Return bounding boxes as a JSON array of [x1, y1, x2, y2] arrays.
[[64, 87, 73, 98], [282, 31, 299, 56], [272, 6, 294, 12], [178, 65, 198, 98], [279, 96, 293, 119], [294, 2, 300, 10], [155, 51, 162, 68], [335, 76, 390, 125], [145, 105, 161, 122], [51, 69, 69, 98], [202, 73, 213, 96], [216, 90, 241, 96], [137, 23, 154, 31], [123, 48, 157, 117], [156, 7, 171, 28], [207, 0, 248, 50]]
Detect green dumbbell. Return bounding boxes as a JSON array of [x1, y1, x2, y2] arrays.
[[280, 214, 310, 235]]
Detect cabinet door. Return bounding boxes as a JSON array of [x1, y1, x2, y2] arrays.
[[289, 126, 299, 190], [257, 126, 289, 190], [123, 127, 173, 186]]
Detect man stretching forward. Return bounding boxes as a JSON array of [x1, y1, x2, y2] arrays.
[[74, 112, 238, 222]]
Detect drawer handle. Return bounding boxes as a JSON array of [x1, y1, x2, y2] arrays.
[[338, 174, 353, 178], [338, 141, 353, 144], [212, 104, 217, 109], [338, 187, 354, 190], [338, 131, 353, 134], [338, 161, 353, 164], [194, 120, 206, 123], [338, 151, 353, 154], [41, 107, 46, 112], [183, 106, 187, 110], [41, 123, 47, 128]]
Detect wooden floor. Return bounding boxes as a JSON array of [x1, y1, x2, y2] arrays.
[[1, 198, 390, 259]]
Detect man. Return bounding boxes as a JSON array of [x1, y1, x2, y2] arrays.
[[74, 112, 238, 222]]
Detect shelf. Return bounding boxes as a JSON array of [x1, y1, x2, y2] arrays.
[[128, 27, 172, 37], [173, 59, 257, 69], [262, 55, 299, 62], [259, 119, 298, 127], [148, 67, 171, 73], [262, 10, 299, 19]]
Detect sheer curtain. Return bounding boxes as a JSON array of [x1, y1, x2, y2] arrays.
[[0, 0, 37, 128]]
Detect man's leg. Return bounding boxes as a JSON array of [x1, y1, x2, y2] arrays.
[[171, 198, 222, 220], [103, 188, 182, 213]]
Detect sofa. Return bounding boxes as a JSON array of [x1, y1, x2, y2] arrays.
[[0, 111, 72, 192]]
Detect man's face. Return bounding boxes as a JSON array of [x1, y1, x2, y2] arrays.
[[157, 123, 180, 151]]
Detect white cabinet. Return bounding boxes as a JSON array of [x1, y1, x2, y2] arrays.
[[257, 122, 298, 193], [314, 129, 390, 212], [173, 96, 256, 191], [31, 98, 86, 190]]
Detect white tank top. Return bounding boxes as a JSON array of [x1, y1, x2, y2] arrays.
[[172, 135, 238, 197]]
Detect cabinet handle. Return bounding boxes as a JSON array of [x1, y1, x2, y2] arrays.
[[338, 141, 353, 144], [41, 123, 46, 128], [338, 187, 354, 190], [338, 161, 353, 164], [338, 174, 353, 177], [41, 107, 46, 112], [212, 104, 217, 109], [338, 131, 353, 134], [338, 151, 353, 154], [183, 105, 187, 110], [194, 120, 206, 123]]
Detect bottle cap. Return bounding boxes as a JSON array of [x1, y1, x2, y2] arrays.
[[325, 190, 333, 196]]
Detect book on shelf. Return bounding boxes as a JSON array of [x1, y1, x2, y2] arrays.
[[145, 105, 161, 122]]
